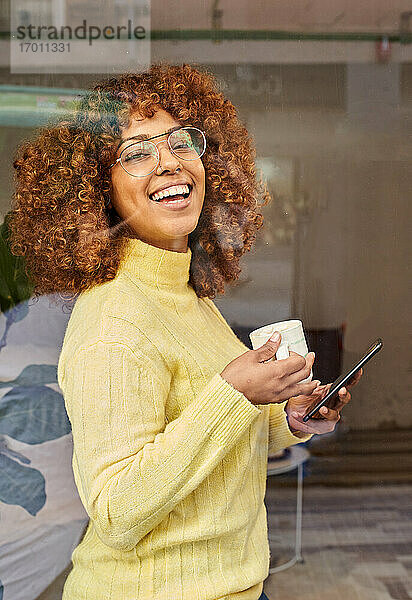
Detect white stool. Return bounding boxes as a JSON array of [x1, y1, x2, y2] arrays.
[[266, 446, 310, 574]]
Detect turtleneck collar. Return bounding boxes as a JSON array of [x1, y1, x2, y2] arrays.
[[119, 238, 192, 289]]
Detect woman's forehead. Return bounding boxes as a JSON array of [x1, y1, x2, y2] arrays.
[[116, 108, 181, 153], [124, 108, 179, 137]]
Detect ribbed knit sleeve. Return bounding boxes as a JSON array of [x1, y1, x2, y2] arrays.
[[60, 340, 262, 552], [267, 400, 312, 454]]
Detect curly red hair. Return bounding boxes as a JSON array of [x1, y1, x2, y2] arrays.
[[8, 63, 270, 302]]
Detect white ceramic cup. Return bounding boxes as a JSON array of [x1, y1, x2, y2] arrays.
[[249, 319, 313, 383]]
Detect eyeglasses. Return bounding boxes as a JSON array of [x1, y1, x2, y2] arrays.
[[109, 126, 206, 178]]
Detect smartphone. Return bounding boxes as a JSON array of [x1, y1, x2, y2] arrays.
[[302, 338, 383, 422]]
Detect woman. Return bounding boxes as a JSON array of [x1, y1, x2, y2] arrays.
[[8, 63, 360, 600]]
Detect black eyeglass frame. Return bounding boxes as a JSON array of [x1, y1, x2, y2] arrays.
[[108, 126, 206, 177]]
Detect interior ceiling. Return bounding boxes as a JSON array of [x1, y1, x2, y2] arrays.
[[151, 1, 412, 32]]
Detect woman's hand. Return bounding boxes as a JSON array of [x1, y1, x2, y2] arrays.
[[285, 368, 363, 435], [220, 332, 320, 406]]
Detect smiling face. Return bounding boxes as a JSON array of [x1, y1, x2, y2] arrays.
[[109, 108, 206, 253]]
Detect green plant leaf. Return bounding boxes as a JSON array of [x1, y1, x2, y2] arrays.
[[0, 215, 34, 314]]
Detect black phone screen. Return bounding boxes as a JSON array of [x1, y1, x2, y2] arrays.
[[302, 338, 383, 422]]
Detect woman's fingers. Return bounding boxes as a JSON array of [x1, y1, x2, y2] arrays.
[[318, 405, 340, 421], [329, 386, 352, 412], [280, 351, 315, 385], [316, 386, 351, 418], [287, 379, 320, 400], [347, 368, 363, 387], [283, 365, 315, 388], [287, 376, 355, 434], [274, 352, 309, 375], [289, 351, 315, 372], [319, 383, 332, 396], [287, 410, 337, 434]]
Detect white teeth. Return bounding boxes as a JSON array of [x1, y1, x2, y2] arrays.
[[163, 198, 185, 204], [151, 184, 190, 202]]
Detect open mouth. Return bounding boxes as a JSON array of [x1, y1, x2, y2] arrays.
[[149, 184, 192, 203]]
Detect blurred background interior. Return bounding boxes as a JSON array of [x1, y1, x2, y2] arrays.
[[0, 1, 410, 599]]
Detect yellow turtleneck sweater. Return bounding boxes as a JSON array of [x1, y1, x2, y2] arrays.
[[57, 238, 310, 600]]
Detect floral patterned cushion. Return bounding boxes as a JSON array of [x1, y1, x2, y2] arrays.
[[0, 296, 88, 600]]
